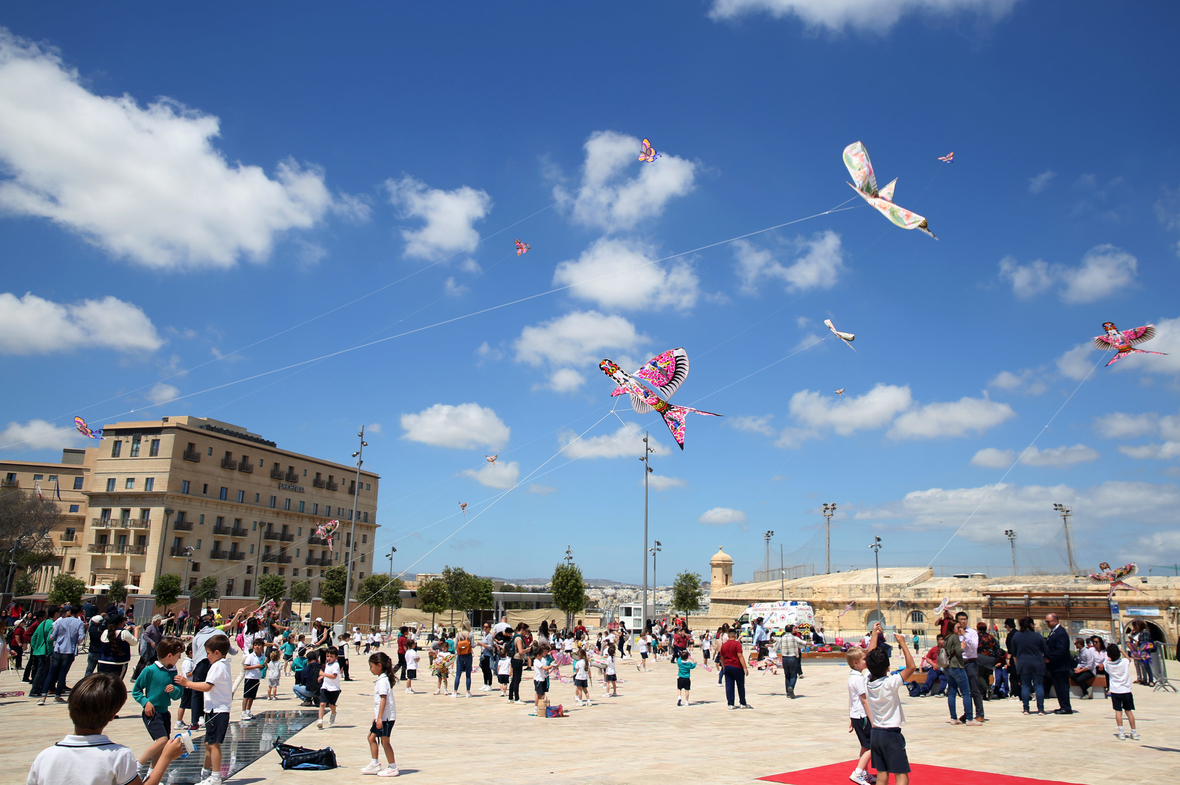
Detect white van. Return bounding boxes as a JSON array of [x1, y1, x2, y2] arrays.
[[737, 601, 815, 638]]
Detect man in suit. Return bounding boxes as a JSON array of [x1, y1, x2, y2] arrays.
[[1044, 613, 1073, 714]]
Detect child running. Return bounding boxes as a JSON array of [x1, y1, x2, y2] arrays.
[[846, 647, 876, 785], [240, 638, 265, 720], [132, 637, 184, 782], [573, 648, 592, 706], [318, 648, 343, 729], [676, 649, 695, 706], [403, 641, 419, 694], [360, 652, 399, 777], [1105, 644, 1139, 740], [863, 631, 917, 785], [266, 648, 282, 700]]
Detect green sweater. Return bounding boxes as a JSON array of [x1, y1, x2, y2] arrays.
[[29, 619, 54, 657], [132, 662, 177, 711]]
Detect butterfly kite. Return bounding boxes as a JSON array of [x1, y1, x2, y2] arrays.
[[824, 319, 857, 353], [934, 597, 960, 615], [638, 138, 660, 163], [485, 455, 497, 466], [315, 520, 340, 551], [515, 239, 530, 256], [1092, 322, 1167, 367], [1088, 562, 1145, 600], [843, 141, 937, 239], [74, 416, 104, 440], [459, 502, 468, 515], [253, 599, 277, 619], [599, 347, 721, 450], [839, 601, 855, 617], [834, 388, 845, 396], [938, 152, 954, 163]]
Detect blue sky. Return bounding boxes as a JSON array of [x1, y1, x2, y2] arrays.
[[3, 1, 1180, 585]]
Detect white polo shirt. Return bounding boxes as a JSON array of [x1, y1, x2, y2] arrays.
[[204, 659, 234, 714], [26, 734, 137, 785], [865, 673, 906, 728]]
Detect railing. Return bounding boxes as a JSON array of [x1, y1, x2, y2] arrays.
[[264, 531, 295, 541], [284, 471, 299, 482], [169, 546, 190, 557], [172, 520, 194, 531], [231, 527, 249, 537], [347, 486, 356, 495], [308, 535, 328, 546], [220, 458, 238, 470], [228, 552, 246, 561], [182, 450, 201, 463], [59, 533, 77, 542], [752, 565, 817, 583], [269, 468, 285, 480], [305, 556, 333, 567], [88, 544, 147, 555], [210, 550, 230, 560], [127, 519, 150, 529], [238, 462, 253, 473], [1, 478, 17, 488], [262, 553, 292, 564], [326, 481, 339, 491], [312, 478, 326, 488]]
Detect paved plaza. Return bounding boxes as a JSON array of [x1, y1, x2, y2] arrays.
[[3, 656, 1177, 785]]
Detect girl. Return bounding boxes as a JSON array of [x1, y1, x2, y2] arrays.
[[573, 648, 592, 706], [532, 644, 553, 715], [361, 652, 399, 777], [266, 648, 283, 700], [604, 644, 618, 697], [175, 642, 194, 729], [636, 633, 649, 672], [496, 650, 512, 697], [404, 640, 419, 694]]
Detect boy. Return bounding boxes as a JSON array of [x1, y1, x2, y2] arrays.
[[845, 647, 876, 785], [532, 644, 553, 715], [496, 650, 511, 697], [863, 628, 917, 785], [175, 635, 234, 785], [317, 648, 342, 729], [240, 638, 265, 720], [676, 649, 696, 706], [1105, 644, 1138, 740], [27, 673, 185, 785], [337, 634, 353, 681], [404, 640, 419, 694], [132, 637, 184, 782]]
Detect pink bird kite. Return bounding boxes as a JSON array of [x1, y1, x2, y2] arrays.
[[1093, 322, 1167, 367]]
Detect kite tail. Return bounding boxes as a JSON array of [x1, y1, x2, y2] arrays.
[[660, 405, 722, 450]]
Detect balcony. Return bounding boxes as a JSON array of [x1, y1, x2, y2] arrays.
[[59, 533, 77, 543], [172, 519, 194, 531], [210, 550, 230, 560], [263, 531, 295, 542], [88, 544, 147, 555], [1, 478, 17, 488], [228, 552, 246, 561], [262, 553, 292, 564], [238, 461, 253, 474], [308, 535, 328, 546], [347, 486, 356, 495], [326, 480, 339, 492], [305, 556, 332, 567], [127, 519, 150, 530], [284, 471, 299, 482], [182, 450, 201, 463], [312, 477, 326, 489], [169, 546, 191, 557], [269, 468, 285, 480], [220, 457, 238, 470]]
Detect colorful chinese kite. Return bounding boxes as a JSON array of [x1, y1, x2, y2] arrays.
[[839, 601, 855, 617], [74, 416, 104, 440], [485, 455, 497, 466], [315, 520, 340, 551], [834, 388, 845, 396], [843, 141, 937, 239], [1088, 562, 1146, 600], [459, 502, 468, 515], [599, 347, 721, 450], [1093, 322, 1168, 367], [254, 599, 277, 619], [638, 138, 660, 163], [515, 239, 530, 256], [934, 597, 960, 615], [938, 152, 954, 163], [824, 319, 857, 353]]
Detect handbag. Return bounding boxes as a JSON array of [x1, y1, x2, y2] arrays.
[[936, 648, 950, 670], [277, 743, 337, 770], [977, 654, 997, 670]]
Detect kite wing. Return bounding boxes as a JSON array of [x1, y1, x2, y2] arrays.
[[843, 141, 878, 196], [639, 138, 660, 163], [610, 381, 656, 414], [938, 152, 954, 163], [835, 388, 845, 396], [515, 239, 530, 256], [934, 597, 960, 615], [867, 196, 935, 237], [1123, 325, 1156, 346], [634, 348, 690, 399], [74, 416, 104, 439], [878, 178, 897, 202], [1093, 333, 1120, 350]]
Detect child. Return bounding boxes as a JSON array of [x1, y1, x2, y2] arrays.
[[676, 649, 696, 706], [863, 632, 917, 785], [1105, 644, 1138, 740], [573, 648, 592, 706], [360, 652, 399, 777], [845, 647, 876, 785], [27, 672, 185, 785], [532, 644, 553, 715], [496, 650, 512, 697], [280, 636, 296, 676], [404, 640, 419, 694], [266, 648, 282, 700], [636, 633, 649, 672], [432, 650, 450, 695], [337, 634, 352, 681], [174, 643, 194, 730], [132, 637, 184, 782], [175, 634, 234, 785], [317, 648, 342, 729], [603, 644, 618, 697], [240, 638, 265, 720]]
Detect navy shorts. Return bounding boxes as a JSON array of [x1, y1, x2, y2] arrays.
[[605, 674, 617, 682], [851, 716, 871, 750], [369, 719, 395, 737], [406, 669, 417, 680], [320, 689, 340, 706], [1112, 693, 1135, 712], [677, 677, 692, 690], [534, 680, 548, 695], [574, 678, 588, 689], [498, 674, 510, 684], [870, 728, 910, 774], [142, 710, 171, 740], [204, 712, 229, 745], [179, 688, 192, 710], [641, 652, 648, 660], [243, 679, 260, 699]]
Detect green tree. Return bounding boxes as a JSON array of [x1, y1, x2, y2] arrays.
[[319, 566, 348, 621], [192, 576, 219, 604], [441, 565, 472, 626], [416, 577, 448, 630], [152, 573, 183, 609], [47, 573, 85, 606], [257, 573, 286, 603], [671, 571, 703, 612], [107, 578, 128, 605], [290, 579, 312, 605], [12, 572, 35, 597], [468, 576, 493, 612], [551, 563, 586, 629]]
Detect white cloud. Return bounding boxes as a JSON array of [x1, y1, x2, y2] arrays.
[[553, 237, 699, 311], [1119, 442, 1180, 461], [514, 310, 647, 368], [1028, 171, 1056, 194], [385, 175, 491, 261], [987, 369, 1046, 395], [400, 403, 509, 450], [1123, 315, 1180, 375], [732, 231, 846, 294], [541, 368, 586, 393], [146, 383, 179, 405], [554, 130, 696, 233], [728, 415, 777, 436], [887, 395, 1015, 440], [1093, 412, 1158, 440], [1055, 342, 1098, 381], [707, 0, 1019, 33], [560, 423, 666, 460], [647, 475, 687, 491], [443, 276, 467, 297], [997, 245, 1137, 304], [527, 484, 557, 495], [461, 460, 521, 489], [0, 292, 164, 355], [366, 423, 383, 435], [1126, 529, 1180, 562], [0, 418, 79, 451], [0, 30, 360, 269], [788, 384, 913, 438], [970, 447, 1014, 468], [699, 507, 747, 526], [1021, 444, 1100, 467]]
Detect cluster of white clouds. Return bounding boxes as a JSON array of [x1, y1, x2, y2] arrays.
[[707, 0, 1019, 32], [0, 418, 80, 450], [732, 231, 847, 294], [0, 292, 163, 355], [699, 507, 747, 527], [512, 310, 648, 393], [1094, 407, 1180, 463], [399, 403, 509, 450], [970, 443, 1099, 469], [553, 238, 699, 312], [1028, 170, 1056, 194], [559, 423, 667, 460], [385, 175, 491, 262], [461, 460, 521, 490], [998, 244, 1137, 304]]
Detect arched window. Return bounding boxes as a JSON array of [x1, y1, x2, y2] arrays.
[[909, 610, 926, 624], [865, 610, 885, 628]]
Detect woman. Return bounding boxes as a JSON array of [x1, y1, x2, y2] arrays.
[[477, 622, 495, 691], [311, 618, 331, 650], [718, 629, 751, 709], [1091, 636, 1109, 698], [453, 630, 474, 697], [976, 622, 1000, 700], [943, 619, 979, 724], [1010, 616, 1047, 715], [508, 623, 529, 704], [97, 615, 137, 679], [1003, 618, 1020, 700]]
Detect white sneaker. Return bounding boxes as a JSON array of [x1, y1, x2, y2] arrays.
[[405, 688, 413, 694], [316, 718, 324, 729], [452, 692, 458, 698], [1117, 730, 1126, 740], [174, 720, 186, 729], [328, 713, 336, 726], [1130, 731, 1140, 740], [377, 766, 400, 778], [360, 762, 382, 775], [849, 772, 871, 785], [240, 711, 249, 720]]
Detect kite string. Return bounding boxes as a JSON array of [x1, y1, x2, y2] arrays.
[[924, 352, 1108, 567]]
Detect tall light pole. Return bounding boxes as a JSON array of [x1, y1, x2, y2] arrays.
[[385, 546, 397, 632], [822, 503, 836, 574], [640, 432, 654, 630], [1053, 503, 1078, 575], [870, 536, 883, 622], [342, 426, 368, 624], [564, 546, 574, 566], [1004, 529, 1017, 576], [181, 546, 195, 597], [649, 541, 662, 617], [763, 530, 774, 577]]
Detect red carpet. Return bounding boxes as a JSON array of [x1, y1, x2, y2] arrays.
[[759, 760, 1086, 785]]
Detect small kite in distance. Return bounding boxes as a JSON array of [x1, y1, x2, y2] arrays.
[[315, 520, 340, 551], [459, 502, 468, 515], [938, 152, 954, 163], [74, 416, 104, 440], [834, 388, 845, 396], [824, 319, 857, 353], [486, 455, 497, 466], [934, 597, 960, 615], [843, 141, 937, 239], [1088, 561, 1146, 599], [839, 601, 855, 617], [638, 138, 661, 163], [599, 347, 721, 450], [515, 239, 530, 256], [1093, 322, 1167, 367]]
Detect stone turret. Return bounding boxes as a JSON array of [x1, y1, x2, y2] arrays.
[[710, 547, 733, 593]]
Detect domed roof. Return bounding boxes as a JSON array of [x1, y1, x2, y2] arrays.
[[710, 546, 733, 565]]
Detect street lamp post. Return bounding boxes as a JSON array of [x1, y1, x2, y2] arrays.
[[1005, 529, 1017, 576], [763, 530, 774, 578], [870, 536, 883, 622], [640, 433, 654, 630], [385, 547, 397, 632], [822, 503, 836, 574], [649, 541, 661, 617], [565, 546, 574, 566], [1052, 504, 1078, 575], [342, 426, 368, 623], [181, 546, 195, 597]]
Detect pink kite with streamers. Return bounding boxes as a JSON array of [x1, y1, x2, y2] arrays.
[[839, 601, 855, 617], [316, 519, 340, 551], [1088, 562, 1146, 599]]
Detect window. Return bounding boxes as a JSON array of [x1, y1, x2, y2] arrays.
[[297, 527, 302, 536], [347, 509, 353, 520], [362, 534, 367, 544], [199, 514, 205, 525], [48, 474, 57, 483], [69, 504, 79, 513], [366, 483, 371, 491], [188, 577, 198, 589], [246, 565, 253, 574], [106, 478, 116, 492], [215, 516, 224, 528], [125, 478, 135, 490], [312, 503, 318, 515], [181, 480, 190, 494], [219, 487, 228, 501], [360, 553, 365, 563], [278, 567, 285, 576], [207, 447, 213, 456], [173, 536, 182, 549], [241, 454, 249, 467], [295, 548, 300, 556], [225, 579, 234, 596], [144, 477, 154, 492], [363, 512, 369, 523], [258, 459, 263, 467], [243, 579, 251, 596], [269, 496, 276, 509], [68, 558, 76, 571], [262, 566, 269, 574], [202, 484, 208, 495], [284, 498, 291, 511], [292, 568, 299, 577], [111, 441, 121, 458], [191, 561, 200, 572], [909, 611, 926, 624], [359, 572, 364, 580], [249, 544, 254, 554], [254, 493, 260, 503], [149, 439, 160, 457], [73, 476, 83, 490], [140, 509, 150, 521], [130, 435, 141, 457], [136, 535, 147, 547], [237, 490, 245, 503], [303, 469, 307, 477], [100, 508, 111, 521], [175, 511, 186, 523], [5, 472, 16, 483], [33, 473, 44, 482], [298, 501, 304, 513], [65, 527, 76, 539]]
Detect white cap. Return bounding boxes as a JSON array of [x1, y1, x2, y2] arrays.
[[315, 617, 323, 622]]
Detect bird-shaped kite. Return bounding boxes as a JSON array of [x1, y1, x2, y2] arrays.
[[315, 520, 340, 551], [1088, 562, 1146, 600], [74, 416, 104, 440], [839, 601, 855, 617], [934, 597, 960, 615], [253, 599, 277, 619], [843, 141, 937, 239], [1093, 322, 1167, 367], [459, 502, 468, 515], [638, 138, 661, 163], [938, 152, 954, 163], [834, 388, 845, 396], [485, 455, 497, 466], [599, 347, 721, 450], [824, 319, 857, 353], [515, 239, 530, 256]]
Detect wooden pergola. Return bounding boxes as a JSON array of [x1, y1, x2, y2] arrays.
[[981, 590, 1115, 623]]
